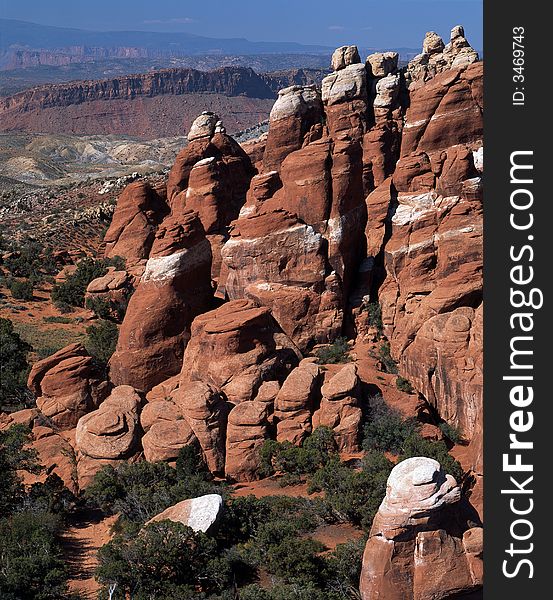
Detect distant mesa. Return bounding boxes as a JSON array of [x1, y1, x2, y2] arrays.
[[0, 66, 327, 138]]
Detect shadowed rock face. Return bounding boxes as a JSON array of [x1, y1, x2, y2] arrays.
[[379, 61, 483, 450], [220, 131, 366, 350], [360, 457, 482, 600]]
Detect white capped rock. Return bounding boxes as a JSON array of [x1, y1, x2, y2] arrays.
[[331, 45, 361, 71], [377, 457, 460, 527], [322, 63, 367, 106], [147, 493, 223, 533], [366, 52, 399, 78], [407, 25, 479, 86], [188, 111, 219, 141], [269, 85, 322, 122], [423, 31, 445, 55], [451, 25, 465, 40], [373, 73, 401, 109]]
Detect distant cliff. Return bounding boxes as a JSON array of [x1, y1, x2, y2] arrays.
[[0, 66, 325, 138]]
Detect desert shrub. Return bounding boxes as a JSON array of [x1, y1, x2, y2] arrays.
[[438, 421, 463, 444], [0, 426, 74, 600], [85, 288, 133, 322], [364, 301, 383, 337], [376, 340, 398, 374], [96, 521, 229, 599], [221, 495, 326, 555], [315, 336, 351, 364], [362, 395, 417, 454], [218, 496, 272, 546], [240, 508, 326, 587], [51, 257, 110, 309], [229, 484, 369, 593], [8, 278, 34, 301], [42, 316, 73, 324], [399, 433, 464, 480], [309, 451, 393, 529], [85, 319, 119, 364], [361, 397, 463, 479], [26, 473, 76, 517], [85, 296, 112, 319], [395, 376, 414, 394], [3, 242, 58, 280], [0, 510, 69, 600], [260, 427, 337, 481], [322, 537, 367, 598], [239, 584, 340, 600], [0, 318, 32, 408], [85, 445, 217, 525], [0, 425, 38, 514], [265, 536, 326, 584], [53, 300, 74, 314]]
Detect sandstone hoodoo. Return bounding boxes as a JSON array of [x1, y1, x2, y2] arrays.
[[274, 360, 321, 445], [225, 398, 272, 481], [407, 26, 479, 87], [109, 210, 214, 392], [179, 299, 294, 405], [175, 381, 228, 474], [360, 457, 483, 599], [103, 179, 169, 270], [262, 85, 323, 172], [312, 363, 362, 452]]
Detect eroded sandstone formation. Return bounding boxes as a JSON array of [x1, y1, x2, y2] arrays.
[[379, 60, 483, 445], [179, 299, 293, 405], [360, 457, 483, 599], [75, 385, 142, 487], [6, 32, 485, 598], [312, 363, 362, 451], [109, 210, 213, 392], [225, 398, 272, 481], [103, 180, 169, 270], [407, 26, 479, 87], [27, 343, 110, 430]]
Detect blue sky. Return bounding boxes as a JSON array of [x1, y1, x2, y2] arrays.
[[0, 0, 483, 50]]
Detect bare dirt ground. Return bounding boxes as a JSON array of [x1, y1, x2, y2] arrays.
[[0, 280, 91, 364], [311, 522, 365, 551], [233, 477, 319, 499], [60, 509, 118, 600]]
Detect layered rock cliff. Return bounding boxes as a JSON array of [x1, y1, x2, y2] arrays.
[[0, 66, 327, 138]]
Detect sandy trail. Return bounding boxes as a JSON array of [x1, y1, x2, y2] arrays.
[[60, 508, 117, 600]]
